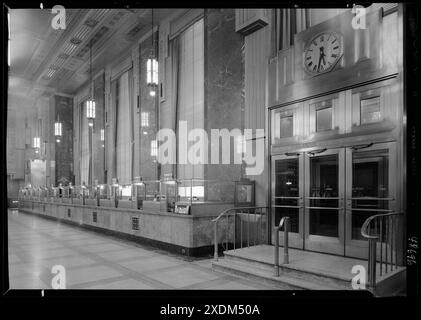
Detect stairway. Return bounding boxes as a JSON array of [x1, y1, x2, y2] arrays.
[[212, 245, 406, 295]]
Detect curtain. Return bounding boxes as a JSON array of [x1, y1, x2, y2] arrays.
[[171, 37, 179, 178], [80, 101, 89, 185], [115, 70, 133, 185], [176, 18, 204, 180]]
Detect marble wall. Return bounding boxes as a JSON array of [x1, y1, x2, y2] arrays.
[[204, 8, 245, 188], [54, 95, 74, 185]]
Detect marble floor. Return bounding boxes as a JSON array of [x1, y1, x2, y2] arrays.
[[7, 210, 279, 290]]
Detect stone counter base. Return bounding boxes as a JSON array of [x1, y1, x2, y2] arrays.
[[18, 200, 233, 257]]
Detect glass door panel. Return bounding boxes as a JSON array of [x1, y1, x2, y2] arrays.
[[271, 154, 304, 249], [345, 142, 396, 259], [304, 148, 345, 255]]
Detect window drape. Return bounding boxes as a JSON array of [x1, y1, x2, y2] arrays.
[[176, 18, 204, 180], [115, 70, 133, 185]]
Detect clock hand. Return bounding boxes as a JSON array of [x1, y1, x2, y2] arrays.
[[320, 46, 326, 65], [317, 47, 324, 72], [317, 54, 322, 72]]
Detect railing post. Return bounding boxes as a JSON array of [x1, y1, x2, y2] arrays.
[[284, 218, 289, 264], [368, 238, 377, 290], [214, 220, 218, 261], [274, 226, 279, 277]]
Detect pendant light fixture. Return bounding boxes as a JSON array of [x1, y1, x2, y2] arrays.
[[54, 115, 62, 143], [33, 118, 41, 153], [86, 39, 95, 126], [146, 8, 158, 97]]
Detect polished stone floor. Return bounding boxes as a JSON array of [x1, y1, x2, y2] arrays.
[[7, 210, 277, 290]]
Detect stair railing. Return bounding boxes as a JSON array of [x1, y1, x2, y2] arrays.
[[212, 206, 269, 261], [361, 211, 403, 290], [274, 216, 290, 276]]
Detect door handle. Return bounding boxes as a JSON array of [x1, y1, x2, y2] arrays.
[[285, 152, 301, 157], [298, 198, 304, 207], [350, 143, 373, 150], [307, 148, 327, 156]]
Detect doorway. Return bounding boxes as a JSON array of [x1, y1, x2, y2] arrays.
[[271, 142, 396, 258]]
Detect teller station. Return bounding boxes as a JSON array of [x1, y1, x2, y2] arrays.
[[19, 179, 255, 256]]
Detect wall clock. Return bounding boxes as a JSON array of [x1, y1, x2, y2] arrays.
[[303, 32, 343, 76]]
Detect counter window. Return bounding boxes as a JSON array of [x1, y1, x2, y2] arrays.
[[360, 96, 381, 125], [274, 109, 294, 139], [315, 103, 333, 132]]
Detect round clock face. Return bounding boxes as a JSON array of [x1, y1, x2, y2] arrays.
[[304, 32, 342, 75]]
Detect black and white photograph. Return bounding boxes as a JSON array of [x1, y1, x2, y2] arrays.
[[1, 1, 420, 314]]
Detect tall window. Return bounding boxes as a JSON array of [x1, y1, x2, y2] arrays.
[[176, 18, 204, 180]]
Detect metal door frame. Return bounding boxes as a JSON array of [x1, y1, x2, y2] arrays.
[[344, 141, 397, 259], [271, 153, 305, 249], [303, 147, 345, 255]]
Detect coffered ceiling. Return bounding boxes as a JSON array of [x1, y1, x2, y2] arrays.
[[8, 8, 176, 106]]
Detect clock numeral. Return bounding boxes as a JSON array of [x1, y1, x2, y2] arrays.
[[331, 54, 338, 58], [308, 61, 313, 67], [333, 46, 339, 50]]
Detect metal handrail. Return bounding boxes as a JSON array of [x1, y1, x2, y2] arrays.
[[213, 206, 269, 261], [212, 206, 267, 223], [361, 211, 403, 290], [274, 216, 290, 276]]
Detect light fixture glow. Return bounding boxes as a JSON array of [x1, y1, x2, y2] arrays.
[[33, 137, 41, 149], [100, 129, 105, 141], [147, 58, 159, 86], [86, 99, 96, 119], [150, 140, 158, 157], [141, 112, 149, 127], [54, 121, 62, 136]]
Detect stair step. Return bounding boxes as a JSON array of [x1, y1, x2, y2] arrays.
[[213, 258, 349, 291], [222, 251, 353, 290]]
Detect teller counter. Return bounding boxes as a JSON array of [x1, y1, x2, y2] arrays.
[[18, 199, 234, 256]]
